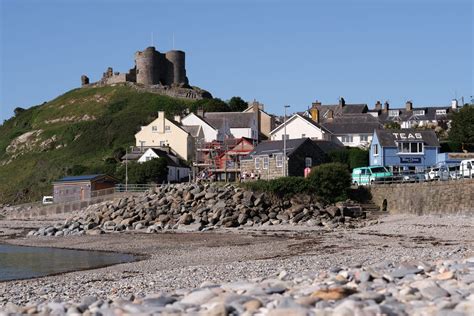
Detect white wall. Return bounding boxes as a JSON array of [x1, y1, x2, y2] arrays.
[[271, 116, 328, 141], [335, 134, 373, 148], [231, 128, 256, 140], [137, 149, 159, 163], [181, 113, 218, 142]]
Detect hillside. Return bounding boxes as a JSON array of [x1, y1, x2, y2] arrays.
[[0, 85, 200, 204]]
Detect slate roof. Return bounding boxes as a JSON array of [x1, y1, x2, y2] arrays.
[[377, 107, 452, 124], [312, 140, 344, 154], [55, 174, 118, 183], [147, 148, 189, 168], [375, 129, 440, 147], [247, 138, 310, 157], [182, 125, 201, 137], [203, 112, 256, 129], [322, 114, 382, 134]]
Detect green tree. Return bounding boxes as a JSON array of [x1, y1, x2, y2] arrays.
[[190, 98, 230, 113], [307, 163, 351, 203], [348, 148, 369, 169], [448, 105, 474, 151], [228, 96, 248, 112], [384, 122, 401, 129], [118, 158, 169, 184]]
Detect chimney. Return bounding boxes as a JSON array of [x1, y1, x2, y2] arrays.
[[327, 110, 334, 121], [158, 111, 165, 133], [405, 100, 413, 111], [451, 99, 458, 109], [310, 108, 319, 123], [383, 101, 390, 113], [197, 108, 204, 117], [339, 97, 346, 107], [174, 115, 181, 124], [375, 101, 382, 111], [312, 100, 322, 108]]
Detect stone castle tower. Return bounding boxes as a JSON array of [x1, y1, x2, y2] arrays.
[[135, 46, 188, 86], [82, 46, 189, 87]]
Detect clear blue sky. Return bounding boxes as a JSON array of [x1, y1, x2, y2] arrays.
[[1, 0, 472, 122]]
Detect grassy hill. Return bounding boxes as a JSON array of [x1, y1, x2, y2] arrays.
[[0, 84, 199, 204]]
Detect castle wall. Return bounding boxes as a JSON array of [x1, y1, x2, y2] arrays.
[[136, 46, 158, 85], [165, 50, 187, 86]]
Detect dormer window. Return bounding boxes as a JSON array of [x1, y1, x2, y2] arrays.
[[413, 110, 425, 116], [436, 109, 447, 115], [388, 110, 399, 117]]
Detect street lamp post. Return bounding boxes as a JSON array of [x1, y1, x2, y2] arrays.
[[283, 105, 290, 177]]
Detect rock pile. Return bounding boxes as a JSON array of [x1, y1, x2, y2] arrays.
[[28, 183, 368, 237], [2, 257, 473, 315]]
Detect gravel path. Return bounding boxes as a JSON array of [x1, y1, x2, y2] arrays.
[[0, 213, 473, 314]]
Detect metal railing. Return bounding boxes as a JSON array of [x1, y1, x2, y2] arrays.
[[354, 166, 473, 186], [114, 184, 159, 193]]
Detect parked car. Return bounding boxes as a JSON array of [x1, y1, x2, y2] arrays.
[[426, 166, 450, 181], [42, 196, 54, 205], [448, 165, 461, 179], [400, 171, 426, 183], [460, 159, 474, 178], [352, 166, 393, 186]]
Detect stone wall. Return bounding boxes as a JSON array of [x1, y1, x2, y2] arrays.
[[370, 179, 474, 215]]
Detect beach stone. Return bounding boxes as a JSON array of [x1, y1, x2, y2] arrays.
[[181, 289, 216, 305], [419, 285, 449, 300], [243, 299, 262, 312], [267, 308, 308, 316]]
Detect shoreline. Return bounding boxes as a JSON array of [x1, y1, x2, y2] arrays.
[[0, 212, 473, 311]]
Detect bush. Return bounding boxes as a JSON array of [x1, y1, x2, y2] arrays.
[[241, 177, 310, 197], [116, 158, 168, 184], [328, 148, 368, 170], [307, 163, 351, 203]]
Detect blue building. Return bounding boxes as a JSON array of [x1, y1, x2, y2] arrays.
[[369, 129, 440, 172]]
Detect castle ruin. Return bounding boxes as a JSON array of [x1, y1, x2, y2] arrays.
[[81, 46, 211, 99]]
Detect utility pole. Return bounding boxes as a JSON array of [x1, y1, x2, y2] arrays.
[[125, 147, 128, 192], [283, 105, 290, 177]]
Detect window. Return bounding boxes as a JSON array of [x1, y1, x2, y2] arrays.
[[146, 157, 152, 161], [397, 142, 423, 154], [389, 110, 399, 117], [275, 154, 283, 167], [263, 157, 269, 169], [305, 157, 312, 168], [341, 135, 353, 143], [255, 157, 261, 169], [281, 134, 289, 140], [413, 110, 425, 116], [152, 126, 158, 132], [165, 125, 171, 132], [373, 144, 379, 156], [436, 109, 447, 115], [360, 135, 369, 142], [301, 134, 306, 138]]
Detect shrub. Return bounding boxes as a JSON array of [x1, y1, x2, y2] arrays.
[[307, 163, 351, 203], [241, 177, 310, 197]]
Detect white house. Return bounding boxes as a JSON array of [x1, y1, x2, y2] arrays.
[[181, 112, 222, 142], [135, 111, 199, 161], [181, 111, 258, 142], [270, 113, 331, 141], [138, 148, 190, 182]]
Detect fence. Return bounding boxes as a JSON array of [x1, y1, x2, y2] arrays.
[[354, 165, 473, 186], [114, 184, 159, 192]]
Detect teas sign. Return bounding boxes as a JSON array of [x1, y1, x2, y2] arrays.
[[392, 132, 422, 140]]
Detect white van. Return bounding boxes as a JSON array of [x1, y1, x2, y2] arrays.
[[460, 159, 474, 178], [42, 196, 54, 205]]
